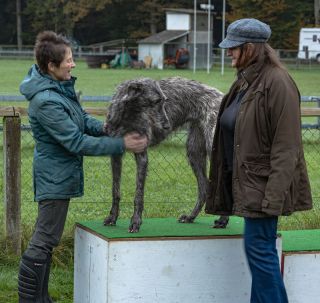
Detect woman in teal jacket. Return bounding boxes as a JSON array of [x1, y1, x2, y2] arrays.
[[18, 31, 147, 303]]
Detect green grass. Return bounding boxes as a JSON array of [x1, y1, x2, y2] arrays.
[[1, 58, 320, 96], [0, 58, 320, 302]]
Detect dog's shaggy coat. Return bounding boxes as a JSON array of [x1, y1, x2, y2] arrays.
[[104, 76, 228, 232]]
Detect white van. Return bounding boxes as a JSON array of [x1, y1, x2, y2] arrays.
[[297, 28, 320, 62]]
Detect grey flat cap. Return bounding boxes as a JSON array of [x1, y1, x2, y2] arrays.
[[219, 18, 271, 49]]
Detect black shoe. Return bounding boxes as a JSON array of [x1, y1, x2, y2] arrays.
[[18, 254, 51, 303]]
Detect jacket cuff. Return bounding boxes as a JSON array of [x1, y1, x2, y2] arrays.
[[261, 199, 283, 216]]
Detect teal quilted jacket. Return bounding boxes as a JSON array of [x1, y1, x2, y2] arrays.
[[20, 64, 125, 201]]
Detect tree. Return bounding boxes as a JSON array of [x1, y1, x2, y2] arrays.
[[73, 0, 193, 43], [16, 0, 22, 49], [62, 0, 111, 23], [0, 0, 17, 44], [22, 0, 112, 43], [129, 0, 193, 38], [1, 0, 316, 47], [23, 0, 73, 38], [315, 0, 320, 25], [227, 0, 314, 49]]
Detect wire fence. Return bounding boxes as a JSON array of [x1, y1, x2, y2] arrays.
[[1, 45, 320, 70], [0, 118, 319, 230], [0, 120, 202, 229], [0, 95, 319, 246], [13, 126, 196, 205]]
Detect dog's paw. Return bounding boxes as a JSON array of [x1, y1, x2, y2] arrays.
[[128, 223, 140, 233], [103, 216, 117, 226], [129, 215, 142, 232], [178, 214, 195, 223], [212, 216, 229, 229]]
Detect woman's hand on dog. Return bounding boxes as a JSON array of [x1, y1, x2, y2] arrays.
[[124, 133, 148, 153]]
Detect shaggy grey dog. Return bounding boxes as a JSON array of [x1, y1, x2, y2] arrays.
[[104, 76, 229, 232]]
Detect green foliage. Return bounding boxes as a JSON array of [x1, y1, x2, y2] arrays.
[[0, 0, 16, 44], [131, 0, 193, 36], [74, 0, 194, 44], [227, 0, 314, 48], [22, 0, 112, 39], [63, 0, 112, 22], [23, 0, 68, 34], [1, 0, 317, 48]]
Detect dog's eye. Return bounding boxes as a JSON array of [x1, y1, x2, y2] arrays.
[[149, 96, 162, 104]]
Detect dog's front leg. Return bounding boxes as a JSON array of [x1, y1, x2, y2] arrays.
[[104, 155, 122, 226], [129, 151, 148, 233]]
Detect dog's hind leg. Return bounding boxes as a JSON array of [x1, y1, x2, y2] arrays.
[[104, 155, 122, 226], [178, 126, 229, 228], [179, 127, 208, 223], [129, 151, 148, 233], [213, 216, 229, 228]]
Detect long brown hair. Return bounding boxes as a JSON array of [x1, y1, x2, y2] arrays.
[[236, 43, 285, 70]]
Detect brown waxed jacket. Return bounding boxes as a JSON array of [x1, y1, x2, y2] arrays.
[[205, 61, 313, 218]]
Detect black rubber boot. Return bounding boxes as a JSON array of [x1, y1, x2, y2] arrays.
[[42, 254, 54, 303], [18, 254, 50, 303]]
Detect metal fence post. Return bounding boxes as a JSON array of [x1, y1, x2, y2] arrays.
[[3, 114, 21, 255], [316, 97, 320, 128]]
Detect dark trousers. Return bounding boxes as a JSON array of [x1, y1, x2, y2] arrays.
[[23, 199, 70, 260], [244, 217, 288, 303]]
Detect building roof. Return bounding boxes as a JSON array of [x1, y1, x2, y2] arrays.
[[164, 8, 208, 15], [139, 30, 188, 44]]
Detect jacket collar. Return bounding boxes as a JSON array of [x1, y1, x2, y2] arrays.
[[39, 66, 78, 102], [237, 60, 265, 87]]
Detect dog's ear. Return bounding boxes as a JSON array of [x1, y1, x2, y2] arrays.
[[106, 102, 122, 126], [107, 82, 144, 125], [127, 82, 144, 100], [142, 81, 168, 107]]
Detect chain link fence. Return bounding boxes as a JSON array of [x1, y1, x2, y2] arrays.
[[0, 117, 319, 233], [0, 121, 200, 229]]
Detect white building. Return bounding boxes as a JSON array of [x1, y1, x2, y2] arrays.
[[138, 8, 214, 69]]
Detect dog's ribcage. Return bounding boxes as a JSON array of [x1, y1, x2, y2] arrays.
[[106, 77, 223, 153]]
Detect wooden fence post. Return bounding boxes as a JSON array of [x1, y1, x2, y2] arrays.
[[3, 115, 21, 255]]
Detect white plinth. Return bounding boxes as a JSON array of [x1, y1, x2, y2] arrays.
[[283, 252, 320, 303], [74, 224, 282, 303]]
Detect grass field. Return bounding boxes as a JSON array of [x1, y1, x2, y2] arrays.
[[0, 58, 320, 302], [1, 58, 320, 96]]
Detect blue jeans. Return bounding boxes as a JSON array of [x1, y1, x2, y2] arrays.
[[244, 217, 288, 303]]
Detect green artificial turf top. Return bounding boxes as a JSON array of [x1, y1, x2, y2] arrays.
[[280, 229, 320, 252], [77, 216, 320, 252], [77, 216, 244, 238]]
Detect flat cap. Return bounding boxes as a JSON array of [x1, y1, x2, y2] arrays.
[[219, 18, 271, 49]]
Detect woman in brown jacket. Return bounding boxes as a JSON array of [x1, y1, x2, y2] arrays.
[[205, 18, 313, 303]]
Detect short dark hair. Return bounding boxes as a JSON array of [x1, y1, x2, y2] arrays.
[[34, 31, 71, 73]]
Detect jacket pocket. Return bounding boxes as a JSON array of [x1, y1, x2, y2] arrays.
[[50, 159, 80, 185], [35, 156, 79, 185], [241, 161, 270, 211], [283, 158, 303, 214]]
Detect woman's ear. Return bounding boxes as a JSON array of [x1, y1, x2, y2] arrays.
[[48, 62, 55, 73]]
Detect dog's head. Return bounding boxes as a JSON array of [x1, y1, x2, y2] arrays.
[[106, 78, 170, 134]]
